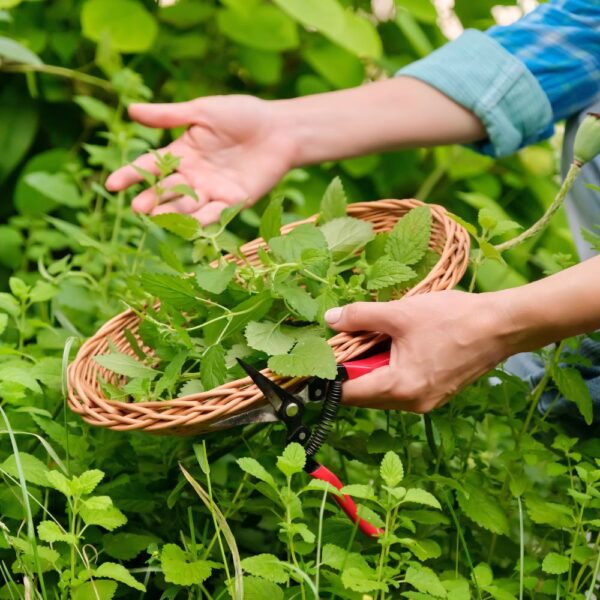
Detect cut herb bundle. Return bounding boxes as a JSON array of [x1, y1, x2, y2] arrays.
[[94, 179, 438, 401]]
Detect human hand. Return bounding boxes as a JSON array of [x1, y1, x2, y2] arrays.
[[325, 290, 518, 412], [105, 95, 296, 225]]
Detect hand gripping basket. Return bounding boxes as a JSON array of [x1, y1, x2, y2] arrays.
[[67, 199, 470, 435]]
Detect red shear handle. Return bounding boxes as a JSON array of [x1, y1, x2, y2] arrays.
[[341, 351, 390, 381], [308, 463, 384, 538]]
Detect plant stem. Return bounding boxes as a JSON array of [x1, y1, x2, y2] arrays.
[[314, 490, 328, 596], [1, 63, 113, 92], [519, 341, 565, 443], [518, 495, 524, 600], [585, 534, 600, 599], [495, 163, 581, 253]]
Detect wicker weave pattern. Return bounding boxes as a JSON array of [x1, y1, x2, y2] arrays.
[[67, 199, 470, 435]]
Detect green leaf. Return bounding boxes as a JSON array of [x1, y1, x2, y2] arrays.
[[75, 96, 114, 123], [151, 213, 201, 240], [239, 46, 282, 85], [140, 272, 199, 311], [479, 240, 504, 263], [9, 276, 28, 299], [319, 176, 347, 223], [301, 247, 331, 278], [72, 470, 105, 495], [339, 484, 375, 499], [277, 443, 306, 477], [342, 568, 387, 593], [269, 336, 336, 379], [2, 452, 50, 487], [37, 521, 78, 545], [46, 471, 71, 496], [525, 495, 572, 528], [243, 576, 284, 600], [241, 554, 289, 584], [402, 488, 441, 510], [320, 217, 374, 260], [386, 206, 432, 265], [273, 0, 381, 58], [367, 256, 416, 290], [456, 482, 509, 535], [196, 262, 236, 294], [29, 281, 58, 303], [490, 219, 522, 240], [80, 497, 128, 531], [380, 451, 404, 487], [269, 223, 328, 262], [103, 533, 158, 560], [206, 292, 273, 344], [477, 207, 497, 231], [217, 4, 298, 51], [94, 562, 146, 592], [245, 321, 295, 355], [161, 544, 219, 586], [200, 346, 227, 390], [0, 84, 38, 183], [472, 562, 493, 587], [260, 195, 283, 242], [154, 351, 188, 398], [0, 364, 42, 394], [0, 35, 42, 65], [72, 580, 117, 600], [303, 38, 364, 89], [94, 352, 158, 380], [405, 566, 447, 598], [81, 0, 158, 53], [0, 313, 8, 335], [542, 553, 569, 575], [397, 538, 442, 561], [277, 283, 318, 321], [237, 457, 277, 489], [0, 292, 19, 317], [552, 366, 594, 425]]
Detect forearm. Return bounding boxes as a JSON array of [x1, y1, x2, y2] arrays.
[[273, 77, 486, 167], [498, 255, 600, 354]]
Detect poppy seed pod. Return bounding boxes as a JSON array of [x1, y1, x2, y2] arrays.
[[573, 112, 600, 166]]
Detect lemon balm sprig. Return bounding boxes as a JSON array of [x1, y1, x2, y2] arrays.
[[495, 113, 600, 253]]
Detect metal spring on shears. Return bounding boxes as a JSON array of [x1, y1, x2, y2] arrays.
[[304, 379, 342, 458]]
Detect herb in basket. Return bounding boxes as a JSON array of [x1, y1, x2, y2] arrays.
[[94, 179, 438, 402]]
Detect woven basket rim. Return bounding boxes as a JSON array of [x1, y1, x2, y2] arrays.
[[67, 198, 470, 434]]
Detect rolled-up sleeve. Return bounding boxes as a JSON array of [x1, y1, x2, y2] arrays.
[[396, 0, 600, 158]]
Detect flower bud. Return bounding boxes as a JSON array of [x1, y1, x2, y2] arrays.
[[573, 112, 600, 166]]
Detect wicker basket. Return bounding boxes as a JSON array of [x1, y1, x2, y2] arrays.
[[67, 199, 470, 435]]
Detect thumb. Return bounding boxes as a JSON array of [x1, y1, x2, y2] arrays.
[[324, 302, 398, 333], [128, 100, 199, 128]]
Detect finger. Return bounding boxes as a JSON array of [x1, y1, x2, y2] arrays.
[[129, 173, 186, 212], [106, 151, 165, 191], [324, 301, 400, 334], [190, 201, 230, 226], [128, 100, 199, 129], [151, 195, 206, 216], [341, 367, 394, 406]]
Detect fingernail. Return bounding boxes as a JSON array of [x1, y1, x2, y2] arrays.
[[325, 307, 343, 324]]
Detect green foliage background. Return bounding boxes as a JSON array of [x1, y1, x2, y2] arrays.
[[0, 1, 598, 599]]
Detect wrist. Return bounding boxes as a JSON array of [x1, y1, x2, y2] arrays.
[[489, 287, 554, 357], [271, 96, 336, 167]]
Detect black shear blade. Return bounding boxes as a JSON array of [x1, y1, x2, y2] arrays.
[[237, 358, 289, 412]]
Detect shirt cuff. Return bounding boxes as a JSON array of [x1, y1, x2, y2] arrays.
[[396, 29, 554, 157]]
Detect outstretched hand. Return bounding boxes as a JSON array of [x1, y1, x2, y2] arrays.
[[325, 290, 517, 412], [106, 95, 296, 225]]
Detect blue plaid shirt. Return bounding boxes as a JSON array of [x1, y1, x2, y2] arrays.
[[399, 0, 600, 157]]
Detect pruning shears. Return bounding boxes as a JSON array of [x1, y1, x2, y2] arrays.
[[209, 350, 391, 538]]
